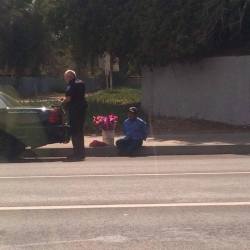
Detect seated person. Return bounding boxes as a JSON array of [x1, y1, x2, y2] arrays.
[[116, 107, 148, 155]]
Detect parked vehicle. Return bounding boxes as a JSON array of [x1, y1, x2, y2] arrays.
[[0, 92, 70, 159]]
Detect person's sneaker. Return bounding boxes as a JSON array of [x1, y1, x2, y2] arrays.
[[75, 154, 85, 161]]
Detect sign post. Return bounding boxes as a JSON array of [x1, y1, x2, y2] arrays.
[[99, 52, 119, 89]]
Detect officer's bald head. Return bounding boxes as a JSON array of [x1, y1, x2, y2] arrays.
[[64, 70, 77, 83]]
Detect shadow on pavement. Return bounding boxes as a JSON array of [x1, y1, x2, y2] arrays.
[[24, 144, 250, 160], [0, 157, 67, 164]]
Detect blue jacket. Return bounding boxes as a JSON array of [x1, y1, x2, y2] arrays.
[[123, 117, 148, 141]]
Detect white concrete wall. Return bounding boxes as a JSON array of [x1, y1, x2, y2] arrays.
[[142, 56, 250, 125]]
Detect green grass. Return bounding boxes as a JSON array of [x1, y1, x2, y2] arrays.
[[87, 87, 141, 105]]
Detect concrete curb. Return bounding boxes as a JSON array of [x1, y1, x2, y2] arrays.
[[26, 144, 250, 158]]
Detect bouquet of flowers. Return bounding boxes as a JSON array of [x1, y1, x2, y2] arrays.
[[93, 114, 119, 131]]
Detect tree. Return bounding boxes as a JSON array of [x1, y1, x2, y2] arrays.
[[134, 0, 250, 66], [0, 0, 53, 75], [2, 0, 250, 75]]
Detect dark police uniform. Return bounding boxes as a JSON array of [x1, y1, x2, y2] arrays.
[[65, 79, 87, 158]]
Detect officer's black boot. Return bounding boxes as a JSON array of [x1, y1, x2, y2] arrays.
[[68, 134, 85, 161], [75, 132, 85, 159], [71, 133, 85, 160]]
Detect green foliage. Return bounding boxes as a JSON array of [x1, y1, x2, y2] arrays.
[[1, 0, 250, 74], [47, 0, 250, 68], [87, 87, 141, 106], [47, 0, 136, 69], [133, 0, 250, 65], [0, 0, 53, 75]]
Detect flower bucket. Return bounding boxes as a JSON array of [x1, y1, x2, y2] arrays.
[[102, 129, 115, 146]]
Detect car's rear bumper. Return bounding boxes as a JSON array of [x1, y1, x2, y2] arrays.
[[46, 124, 70, 144], [6, 124, 71, 148]]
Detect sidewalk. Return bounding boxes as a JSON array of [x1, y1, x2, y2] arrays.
[[29, 132, 250, 158]]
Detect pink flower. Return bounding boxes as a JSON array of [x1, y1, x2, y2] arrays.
[[93, 114, 119, 130]]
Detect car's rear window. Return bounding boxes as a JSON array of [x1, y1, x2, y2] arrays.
[[0, 93, 19, 108], [0, 98, 6, 109]]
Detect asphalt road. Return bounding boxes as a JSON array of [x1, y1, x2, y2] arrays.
[[1, 155, 250, 249]]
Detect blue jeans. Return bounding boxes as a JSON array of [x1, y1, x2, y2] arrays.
[[116, 138, 143, 155]]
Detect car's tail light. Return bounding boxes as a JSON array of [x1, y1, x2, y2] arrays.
[[48, 108, 61, 124]]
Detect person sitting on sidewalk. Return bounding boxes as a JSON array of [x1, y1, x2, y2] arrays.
[[116, 107, 148, 156]]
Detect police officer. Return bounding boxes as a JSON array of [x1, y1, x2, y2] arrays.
[[63, 70, 87, 161]]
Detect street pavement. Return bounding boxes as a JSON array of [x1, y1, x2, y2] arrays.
[[1, 155, 250, 249]]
